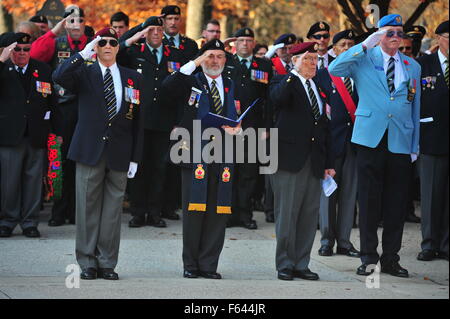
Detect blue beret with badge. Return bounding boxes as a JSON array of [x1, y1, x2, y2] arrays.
[[377, 14, 403, 28]]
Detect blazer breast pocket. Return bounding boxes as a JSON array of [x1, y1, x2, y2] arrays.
[[354, 109, 372, 117]]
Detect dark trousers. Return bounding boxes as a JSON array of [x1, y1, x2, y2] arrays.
[[181, 165, 228, 272], [162, 163, 182, 214], [231, 163, 259, 223], [129, 130, 170, 218], [356, 134, 410, 266], [264, 175, 274, 216]]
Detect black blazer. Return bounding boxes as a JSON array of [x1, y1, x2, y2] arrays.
[[117, 38, 186, 132], [163, 34, 199, 61], [270, 73, 333, 178], [315, 68, 359, 159], [417, 52, 449, 155], [52, 53, 144, 172], [0, 59, 53, 148]]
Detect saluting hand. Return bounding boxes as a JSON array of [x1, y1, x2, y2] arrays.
[[125, 27, 151, 47], [193, 51, 213, 68], [362, 29, 387, 50], [79, 36, 101, 60], [51, 16, 70, 36], [0, 42, 17, 63]]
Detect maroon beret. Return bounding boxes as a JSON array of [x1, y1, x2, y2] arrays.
[[94, 27, 118, 40], [288, 42, 318, 56]]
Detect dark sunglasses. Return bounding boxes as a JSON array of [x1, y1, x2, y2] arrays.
[[311, 34, 330, 40], [386, 30, 405, 38], [98, 39, 119, 47], [399, 46, 412, 51], [13, 47, 31, 52]]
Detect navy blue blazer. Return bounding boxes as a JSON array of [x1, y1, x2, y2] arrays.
[[53, 53, 144, 172], [315, 68, 359, 159]]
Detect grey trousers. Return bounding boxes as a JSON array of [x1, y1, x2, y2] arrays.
[[319, 142, 358, 249], [75, 157, 127, 270], [0, 139, 44, 230], [271, 158, 321, 271], [419, 154, 449, 254]]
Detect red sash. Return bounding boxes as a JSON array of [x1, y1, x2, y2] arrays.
[[272, 57, 287, 75], [329, 73, 357, 123]]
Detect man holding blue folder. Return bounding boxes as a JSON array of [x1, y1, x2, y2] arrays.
[[163, 39, 242, 280]]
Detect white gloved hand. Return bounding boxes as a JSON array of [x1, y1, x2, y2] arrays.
[[127, 162, 138, 179], [79, 36, 101, 60], [265, 43, 285, 59], [362, 30, 387, 50], [410, 153, 418, 163]]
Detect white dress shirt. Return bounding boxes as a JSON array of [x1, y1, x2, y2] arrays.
[[318, 53, 330, 69], [14, 64, 29, 74], [291, 69, 323, 114], [98, 61, 123, 112], [381, 48, 406, 91], [438, 49, 448, 75]]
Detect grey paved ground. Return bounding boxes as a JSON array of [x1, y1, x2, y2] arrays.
[[0, 203, 448, 299]]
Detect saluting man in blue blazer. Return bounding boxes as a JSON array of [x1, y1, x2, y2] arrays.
[[329, 14, 421, 278]]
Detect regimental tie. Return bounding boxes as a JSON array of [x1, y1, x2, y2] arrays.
[[344, 77, 353, 96], [285, 63, 292, 73], [152, 48, 159, 64], [241, 58, 248, 70], [387, 57, 396, 94], [104, 68, 117, 122], [306, 79, 321, 120], [318, 57, 325, 69], [210, 79, 223, 116], [169, 37, 175, 47], [445, 59, 449, 88]]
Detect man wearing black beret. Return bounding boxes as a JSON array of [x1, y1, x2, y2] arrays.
[[29, 15, 49, 35], [307, 21, 334, 69], [416, 20, 449, 262], [266, 33, 297, 75]]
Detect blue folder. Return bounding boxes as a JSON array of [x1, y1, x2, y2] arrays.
[[201, 99, 260, 128]]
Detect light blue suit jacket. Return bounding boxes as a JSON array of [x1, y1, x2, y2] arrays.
[[328, 43, 421, 154]]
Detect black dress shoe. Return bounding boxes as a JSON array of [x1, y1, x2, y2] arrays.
[[277, 269, 293, 281], [318, 245, 333, 256], [437, 252, 449, 261], [406, 213, 421, 223], [0, 226, 12, 238], [336, 246, 361, 258], [97, 268, 119, 280], [242, 220, 257, 230], [265, 214, 274, 223], [199, 271, 222, 279], [161, 211, 180, 220], [22, 227, 40, 238], [381, 262, 409, 278], [183, 269, 199, 278], [80, 268, 97, 280], [356, 264, 374, 276], [147, 216, 167, 228], [128, 216, 145, 228], [48, 219, 65, 227], [293, 269, 319, 280], [417, 250, 437, 261]]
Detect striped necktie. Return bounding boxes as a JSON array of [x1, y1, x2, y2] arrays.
[[104, 68, 117, 122], [306, 79, 321, 120], [445, 59, 449, 88], [344, 77, 353, 96], [319, 57, 325, 69], [387, 57, 395, 93], [210, 79, 223, 115]]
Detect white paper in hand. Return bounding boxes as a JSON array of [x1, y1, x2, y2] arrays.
[[322, 175, 338, 197]]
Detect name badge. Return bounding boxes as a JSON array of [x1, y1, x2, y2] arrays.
[[250, 70, 269, 84], [188, 87, 202, 108], [167, 61, 181, 73], [36, 81, 52, 95], [57, 51, 71, 59], [124, 87, 140, 104]]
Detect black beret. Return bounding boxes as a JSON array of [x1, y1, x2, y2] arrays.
[[274, 33, 296, 45], [63, 7, 85, 18], [307, 21, 330, 38], [29, 15, 48, 24], [143, 16, 164, 29], [234, 27, 255, 38], [435, 20, 449, 35], [161, 5, 181, 16], [333, 30, 356, 45], [405, 25, 426, 39], [0, 32, 15, 47], [197, 39, 226, 57], [353, 30, 375, 45]]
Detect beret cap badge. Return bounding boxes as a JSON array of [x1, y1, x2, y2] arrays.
[[319, 22, 325, 29]]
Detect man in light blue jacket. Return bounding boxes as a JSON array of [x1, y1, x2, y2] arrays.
[[329, 14, 421, 278]]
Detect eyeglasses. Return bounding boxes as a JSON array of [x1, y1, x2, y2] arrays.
[[206, 30, 221, 34], [98, 39, 119, 47], [311, 34, 330, 40], [386, 30, 405, 38], [399, 46, 412, 51], [13, 47, 31, 52]]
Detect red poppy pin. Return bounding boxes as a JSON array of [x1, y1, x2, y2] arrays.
[[179, 44, 185, 50], [404, 60, 410, 66], [252, 61, 258, 68], [140, 44, 145, 53], [164, 46, 171, 57], [128, 78, 134, 87], [33, 71, 39, 78], [320, 90, 327, 99], [225, 87, 229, 93]]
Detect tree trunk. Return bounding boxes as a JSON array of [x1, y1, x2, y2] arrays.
[[0, 1, 7, 34], [186, 0, 206, 40]]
